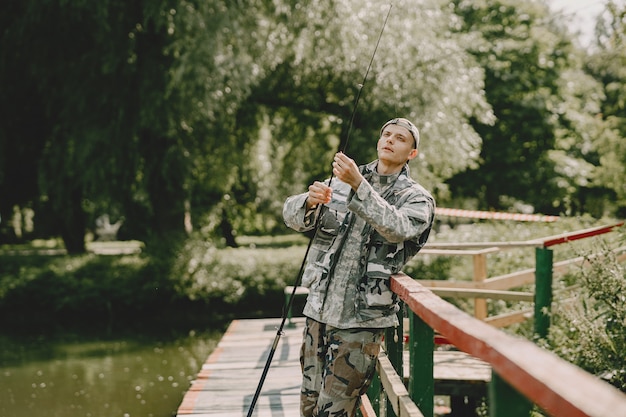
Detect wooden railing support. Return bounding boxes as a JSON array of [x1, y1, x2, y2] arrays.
[[534, 247, 553, 339], [384, 311, 404, 417], [359, 224, 625, 417], [473, 252, 488, 319], [391, 274, 626, 417], [489, 372, 532, 417], [408, 310, 434, 417], [366, 367, 382, 415], [385, 311, 404, 379]]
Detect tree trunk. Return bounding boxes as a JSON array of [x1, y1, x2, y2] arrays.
[[60, 186, 86, 254], [220, 209, 238, 248], [139, 131, 187, 242]]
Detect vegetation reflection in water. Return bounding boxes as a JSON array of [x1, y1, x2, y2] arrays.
[[0, 329, 221, 417]]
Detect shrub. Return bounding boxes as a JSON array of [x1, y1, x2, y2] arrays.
[[169, 236, 306, 316], [0, 252, 155, 328], [548, 237, 626, 391]]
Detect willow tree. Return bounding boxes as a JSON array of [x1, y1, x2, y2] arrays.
[[0, 0, 292, 251], [0, 1, 128, 251], [1, 0, 496, 250], [227, 0, 495, 237]]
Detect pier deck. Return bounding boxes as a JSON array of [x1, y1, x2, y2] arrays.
[[176, 317, 490, 416]]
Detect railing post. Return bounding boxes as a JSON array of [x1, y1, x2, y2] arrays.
[[534, 246, 553, 340], [384, 308, 404, 417], [473, 252, 488, 320], [489, 372, 532, 417], [366, 368, 381, 415], [409, 310, 434, 417], [386, 307, 404, 376]]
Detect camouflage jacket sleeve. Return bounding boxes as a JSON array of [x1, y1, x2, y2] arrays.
[[282, 192, 317, 233], [348, 179, 433, 243]]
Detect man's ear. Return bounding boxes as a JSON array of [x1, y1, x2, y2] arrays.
[[407, 148, 419, 161]]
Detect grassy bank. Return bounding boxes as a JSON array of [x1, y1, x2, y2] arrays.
[[0, 236, 309, 332], [0, 218, 615, 329]]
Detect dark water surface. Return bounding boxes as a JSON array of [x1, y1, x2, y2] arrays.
[[0, 326, 222, 417]]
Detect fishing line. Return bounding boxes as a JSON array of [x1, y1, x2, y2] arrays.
[[246, 4, 392, 416]]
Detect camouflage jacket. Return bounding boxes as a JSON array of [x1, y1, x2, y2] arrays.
[[282, 160, 435, 329]]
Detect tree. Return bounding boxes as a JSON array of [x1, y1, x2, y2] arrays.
[[233, 0, 496, 231], [0, 1, 52, 243], [447, 0, 611, 216], [0, 0, 268, 250], [585, 1, 626, 216], [1, 0, 497, 249]]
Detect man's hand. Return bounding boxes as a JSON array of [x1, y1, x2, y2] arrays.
[[306, 181, 332, 209], [333, 152, 363, 191]]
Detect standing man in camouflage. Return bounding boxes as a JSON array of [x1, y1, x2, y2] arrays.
[[283, 118, 436, 417]]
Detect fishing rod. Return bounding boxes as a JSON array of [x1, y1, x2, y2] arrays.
[[246, 5, 392, 416]]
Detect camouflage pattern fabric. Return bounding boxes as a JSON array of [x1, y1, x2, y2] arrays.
[[283, 160, 435, 329], [300, 317, 383, 417]]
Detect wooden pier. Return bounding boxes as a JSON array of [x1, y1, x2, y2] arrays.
[[177, 317, 303, 416], [176, 317, 491, 417]]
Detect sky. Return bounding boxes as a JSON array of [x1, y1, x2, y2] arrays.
[[547, 0, 625, 47]]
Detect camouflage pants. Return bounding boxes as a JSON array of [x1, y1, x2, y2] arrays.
[[300, 317, 384, 417]]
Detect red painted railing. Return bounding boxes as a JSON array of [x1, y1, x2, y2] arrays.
[[362, 222, 626, 417], [390, 274, 626, 417]]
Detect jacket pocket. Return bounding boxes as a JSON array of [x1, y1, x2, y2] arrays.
[[358, 272, 396, 308], [356, 239, 403, 316]]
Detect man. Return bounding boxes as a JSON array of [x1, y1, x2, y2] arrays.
[[283, 117, 436, 417]]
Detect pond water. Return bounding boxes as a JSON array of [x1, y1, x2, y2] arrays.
[[0, 326, 223, 417]]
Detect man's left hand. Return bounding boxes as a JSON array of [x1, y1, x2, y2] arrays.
[[333, 152, 363, 191]]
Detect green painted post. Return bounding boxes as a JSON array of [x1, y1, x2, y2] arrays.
[[366, 371, 381, 415], [489, 372, 532, 417], [384, 309, 404, 417], [409, 310, 434, 417], [385, 309, 404, 379], [534, 247, 553, 340]]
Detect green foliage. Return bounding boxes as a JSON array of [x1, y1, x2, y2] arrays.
[[585, 2, 626, 214], [1, 0, 497, 246], [233, 0, 497, 231], [548, 235, 626, 391], [4, 0, 624, 248], [404, 256, 458, 282], [0, 234, 310, 327], [0, 253, 153, 324], [169, 236, 305, 310], [447, 0, 612, 216]]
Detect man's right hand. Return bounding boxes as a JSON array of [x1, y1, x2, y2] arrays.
[[306, 181, 332, 209]]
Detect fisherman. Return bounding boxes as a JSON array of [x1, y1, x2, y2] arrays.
[[283, 117, 436, 417]]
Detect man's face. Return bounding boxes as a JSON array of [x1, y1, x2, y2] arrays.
[[377, 124, 418, 166]]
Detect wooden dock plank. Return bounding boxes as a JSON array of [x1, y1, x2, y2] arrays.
[[177, 318, 304, 416], [177, 317, 491, 417]]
